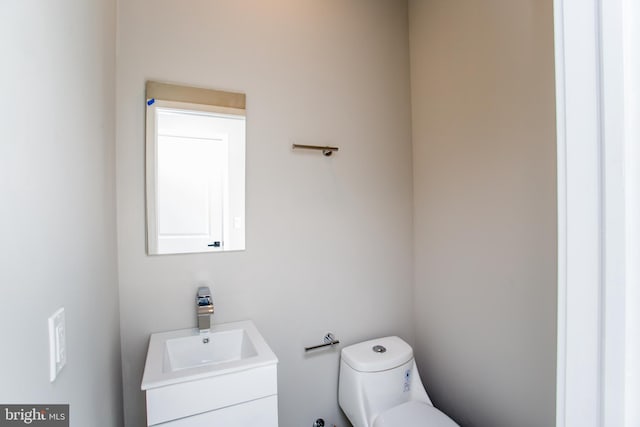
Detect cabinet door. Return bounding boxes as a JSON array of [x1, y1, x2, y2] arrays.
[[157, 395, 278, 427]]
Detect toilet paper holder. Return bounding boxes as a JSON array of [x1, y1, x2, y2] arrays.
[[304, 333, 340, 352]]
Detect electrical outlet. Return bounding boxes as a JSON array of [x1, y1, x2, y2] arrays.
[[48, 308, 66, 382]]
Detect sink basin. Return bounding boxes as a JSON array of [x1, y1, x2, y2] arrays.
[[141, 319, 277, 389], [165, 328, 258, 372]]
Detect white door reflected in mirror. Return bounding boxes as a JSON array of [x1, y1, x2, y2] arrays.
[[146, 96, 245, 255]]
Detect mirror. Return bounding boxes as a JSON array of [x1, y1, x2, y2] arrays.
[[145, 82, 245, 254]]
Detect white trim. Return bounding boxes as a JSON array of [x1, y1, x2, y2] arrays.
[[623, 1, 640, 425], [600, 1, 626, 426], [555, 0, 637, 426], [146, 102, 160, 254], [554, 1, 604, 426]]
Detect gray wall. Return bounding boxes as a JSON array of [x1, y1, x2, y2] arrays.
[[115, 1, 415, 426], [408, 1, 557, 427], [0, 1, 123, 426]]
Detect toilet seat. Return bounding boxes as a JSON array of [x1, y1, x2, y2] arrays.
[[373, 401, 459, 427]]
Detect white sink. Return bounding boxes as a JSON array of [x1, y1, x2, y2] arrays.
[[165, 328, 258, 372], [141, 320, 278, 426]]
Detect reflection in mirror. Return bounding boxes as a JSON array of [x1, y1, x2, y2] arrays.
[[146, 82, 245, 255]]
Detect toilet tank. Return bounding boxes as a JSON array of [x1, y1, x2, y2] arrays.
[[338, 337, 430, 427]]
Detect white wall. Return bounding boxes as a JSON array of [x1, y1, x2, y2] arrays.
[[115, 1, 415, 426], [408, 2, 557, 427], [0, 1, 122, 426]]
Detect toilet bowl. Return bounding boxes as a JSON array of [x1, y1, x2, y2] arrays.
[[338, 336, 459, 427]]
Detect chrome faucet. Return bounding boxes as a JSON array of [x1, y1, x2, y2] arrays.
[[196, 286, 214, 332]]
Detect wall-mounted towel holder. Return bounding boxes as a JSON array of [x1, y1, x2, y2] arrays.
[[292, 144, 339, 157], [305, 332, 340, 351]]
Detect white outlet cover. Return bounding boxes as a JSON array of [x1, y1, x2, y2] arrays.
[[48, 307, 66, 382]]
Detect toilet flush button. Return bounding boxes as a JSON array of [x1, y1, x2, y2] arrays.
[[372, 345, 386, 353]]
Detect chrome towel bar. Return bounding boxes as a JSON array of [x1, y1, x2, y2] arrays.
[[305, 332, 340, 351], [292, 144, 339, 156]]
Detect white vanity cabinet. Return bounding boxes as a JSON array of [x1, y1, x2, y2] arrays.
[[154, 395, 278, 426], [141, 320, 278, 427]]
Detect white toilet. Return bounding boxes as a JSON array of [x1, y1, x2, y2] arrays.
[[338, 336, 459, 427]]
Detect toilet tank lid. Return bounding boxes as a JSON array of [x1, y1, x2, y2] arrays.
[[341, 336, 413, 372]]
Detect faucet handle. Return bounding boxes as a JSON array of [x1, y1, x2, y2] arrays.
[[196, 286, 214, 329], [196, 286, 213, 307], [197, 296, 212, 306]]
